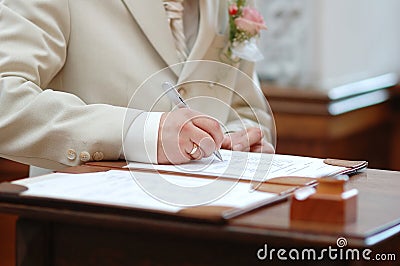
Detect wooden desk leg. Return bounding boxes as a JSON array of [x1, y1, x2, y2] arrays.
[[0, 214, 17, 266], [390, 114, 400, 170], [16, 218, 52, 266]]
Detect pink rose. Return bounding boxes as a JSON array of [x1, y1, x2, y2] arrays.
[[234, 7, 267, 35]]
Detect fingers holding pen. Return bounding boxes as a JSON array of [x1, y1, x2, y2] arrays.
[[157, 109, 224, 164], [191, 114, 224, 154], [187, 126, 215, 158], [222, 127, 274, 154]]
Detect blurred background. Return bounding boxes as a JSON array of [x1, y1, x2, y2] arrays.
[[257, 0, 400, 171]]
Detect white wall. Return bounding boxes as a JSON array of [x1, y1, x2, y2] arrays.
[[257, 0, 400, 89], [257, 0, 314, 86]]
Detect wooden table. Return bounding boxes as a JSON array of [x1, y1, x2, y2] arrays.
[[0, 166, 399, 266], [0, 158, 28, 266], [262, 81, 398, 170]]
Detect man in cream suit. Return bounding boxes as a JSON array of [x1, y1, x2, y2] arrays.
[[0, 0, 274, 171]]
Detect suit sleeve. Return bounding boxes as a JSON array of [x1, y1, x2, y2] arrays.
[[225, 60, 274, 143], [0, 0, 140, 170], [223, 0, 274, 144]]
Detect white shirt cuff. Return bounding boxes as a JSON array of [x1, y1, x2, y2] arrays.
[[121, 112, 163, 164]]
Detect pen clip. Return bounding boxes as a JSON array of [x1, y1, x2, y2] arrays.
[[162, 81, 188, 108]]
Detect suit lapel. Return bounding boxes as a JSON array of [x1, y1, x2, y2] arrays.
[[122, 0, 222, 79], [122, 0, 181, 74], [186, 0, 217, 61]]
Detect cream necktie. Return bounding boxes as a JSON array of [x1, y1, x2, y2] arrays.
[[163, 0, 189, 62]]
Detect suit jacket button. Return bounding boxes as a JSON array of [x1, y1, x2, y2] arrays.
[[177, 87, 186, 96], [67, 149, 77, 161], [93, 151, 104, 161], [79, 151, 91, 162]]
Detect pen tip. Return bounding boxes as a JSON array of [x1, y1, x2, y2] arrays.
[[214, 151, 223, 161]]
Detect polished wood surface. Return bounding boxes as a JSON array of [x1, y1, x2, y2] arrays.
[[0, 214, 17, 266], [0, 158, 29, 182], [262, 82, 396, 170], [390, 85, 400, 170], [0, 166, 399, 265], [232, 169, 400, 245], [0, 158, 27, 266]]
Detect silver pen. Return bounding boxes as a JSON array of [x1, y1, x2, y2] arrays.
[[162, 81, 223, 161]]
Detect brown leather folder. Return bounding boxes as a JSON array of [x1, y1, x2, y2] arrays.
[[84, 157, 367, 193], [0, 180, 289, 223], [0, 157, 366, 224], [86, 157, 368, 177]]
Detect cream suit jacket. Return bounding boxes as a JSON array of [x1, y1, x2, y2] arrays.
[[0, 0, 273, 170]]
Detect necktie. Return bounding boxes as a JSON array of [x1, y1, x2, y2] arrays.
[[163, 0, 189, 62]]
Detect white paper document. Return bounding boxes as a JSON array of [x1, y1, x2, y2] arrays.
[[126, 150, 348, 182], [13, 170, 276, 213]]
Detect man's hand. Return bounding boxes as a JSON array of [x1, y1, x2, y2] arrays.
[[157, 109, 224, 164], [221, 127, 274, 153]]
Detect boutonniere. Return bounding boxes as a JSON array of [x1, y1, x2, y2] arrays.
[[223, 0, 267, 63]]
